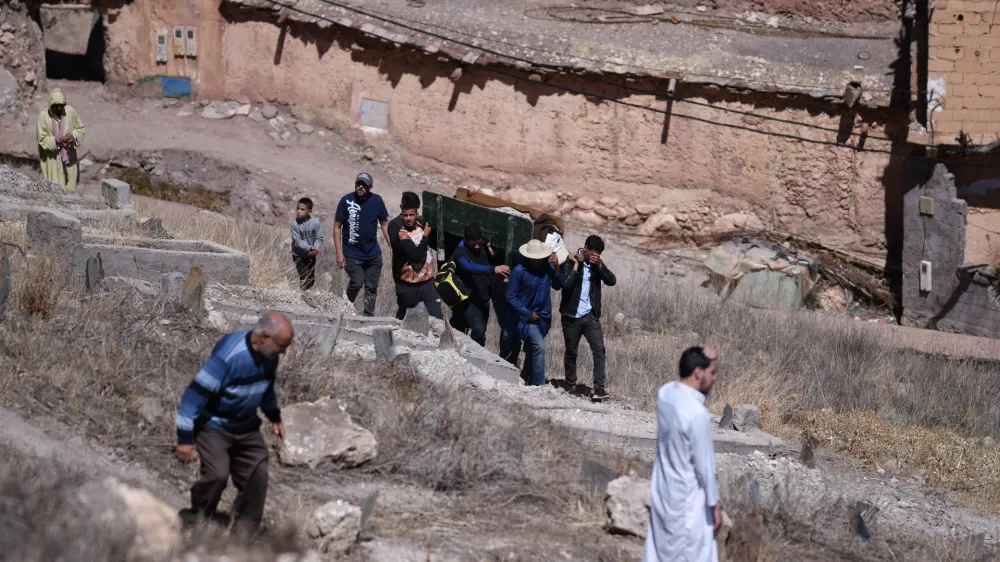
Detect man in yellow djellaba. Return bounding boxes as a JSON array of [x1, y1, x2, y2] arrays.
[[37, 88, 86, 192]]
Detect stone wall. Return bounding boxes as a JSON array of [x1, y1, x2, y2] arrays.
[[901, 159, 1000, 338], [927, 0, 1000, 139], [0, 2, 46, 119], [99, 0, 907, 252]]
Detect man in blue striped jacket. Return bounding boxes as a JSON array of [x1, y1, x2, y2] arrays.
[[175, 311, 294, 533]]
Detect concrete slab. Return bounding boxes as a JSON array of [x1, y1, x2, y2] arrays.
[[70, 236, 250, 285]]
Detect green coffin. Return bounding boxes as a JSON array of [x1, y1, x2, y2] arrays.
[[421, 191, 534, 267]]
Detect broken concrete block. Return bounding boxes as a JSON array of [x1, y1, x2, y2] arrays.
[[101, 178, 132, 209], [160, 272, 186, 302], [373, 327, 395, 361], [604, 475, 651, 538], [401, 302, 429, 336], [26, 209, 81, 252], [279, 397, 378, 469], [304, 500, 361, 556], [733, 404, 761, 431]]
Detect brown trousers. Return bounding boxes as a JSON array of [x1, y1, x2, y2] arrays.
[[190, 427, 270, 532]]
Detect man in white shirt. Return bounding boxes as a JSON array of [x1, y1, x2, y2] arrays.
[[644, 346, 722, 562]]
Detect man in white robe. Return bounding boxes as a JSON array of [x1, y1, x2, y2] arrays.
[[644, 346, 722, 562]]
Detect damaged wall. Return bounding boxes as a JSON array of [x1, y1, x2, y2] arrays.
[[901, 159, 1000, 338], [0, 2, 47, 120], [98, 0, 906, 252]]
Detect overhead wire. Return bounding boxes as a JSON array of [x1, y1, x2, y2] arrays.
[[260, 0, 1000, 171]]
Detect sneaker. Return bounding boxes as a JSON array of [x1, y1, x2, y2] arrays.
[[591, 389, 609, 403]]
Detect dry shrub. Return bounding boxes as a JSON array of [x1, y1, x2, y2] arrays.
[[278, 349, 641, 501], [791, 409, 1000, 511], [15, 249, 70, 318]]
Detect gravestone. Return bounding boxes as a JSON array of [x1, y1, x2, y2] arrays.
[[719, 404, 734, 430], [100, 179, 133, 209], [181, 266, 206, 320], [733, 404, 761, 431], [439, 313, 458, 349], [160, 272, 186, 302], [372, 327, 395, 361], [85, 254, 103, 291], [401, 302, 430, 336], [316, 314, 344, 356], [359, 490, 379, 531], [0, 255, 12, 314]]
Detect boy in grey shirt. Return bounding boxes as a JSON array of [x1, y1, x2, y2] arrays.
[[291, 197, 323, 290]]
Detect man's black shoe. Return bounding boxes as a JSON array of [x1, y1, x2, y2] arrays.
[[591, 389, 609, 403]]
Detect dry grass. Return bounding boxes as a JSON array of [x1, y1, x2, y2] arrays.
[[13, 248, 69, 318], [117, 168, 228, 213]]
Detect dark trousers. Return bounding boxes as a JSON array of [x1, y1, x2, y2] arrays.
[[562, 313, 607, 392], [293, 254, 316, 290], [345, 257, 382, 316], [451, 298, 490, 347], [492, 291, 521, 366], [190, 427, 270, 533], [395, 281, 443, 320]]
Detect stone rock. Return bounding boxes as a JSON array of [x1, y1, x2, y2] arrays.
[[26, 209, 82, 252], [279, 397, 378, 469], [576, 197, 596, 211], [604, 475, 651, 538], [248, 109, 265, 122], [236, 103, 252, 116], [401, 302, 430, 336], [363, 149, 376, 161], [599, 196, 620, 208], [373, 327, 395, 360], [23, 71, 36, 85], [637, 212, 678, 238], [134, 396, 163, 425], [439, 318, 458, 349], [817, 285, 848, 310], [304, 500, 361, 556], [635, 204, 660, 216], [594, 206, 619, 220], [0, 32, 13, 45], [140, 218, 169, 238], [733, 404, 761, 431], [0, 68, 20, 120], [623, 214, 643, 227], [77, 478, 183, 562], [180, 546, 322, 562], [295, 122, 315, 134], [181, 266, 206, 319], [201, 103, 236, 120], [712, 212, 765, 235], [502, 188, 559, 213], [85, 254, 103, 291], [261, 104, 278, 119], [79, 157, 94, 170], [101, 178, 133, 209], [572, 209, 607, 228], [160, 272, 186, 302]]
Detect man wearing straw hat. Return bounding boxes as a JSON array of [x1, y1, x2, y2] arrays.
[[506, 238, 562, 386], [37, 88, 86, 192]]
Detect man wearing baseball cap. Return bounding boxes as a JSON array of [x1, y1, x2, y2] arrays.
[[506, 239, 563, 386], [334, 173, 390, 316]]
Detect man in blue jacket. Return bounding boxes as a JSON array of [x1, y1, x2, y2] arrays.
[[175, 311, 294, 534], [507, 239, 562, 386], [452, 223, 511, 347]]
